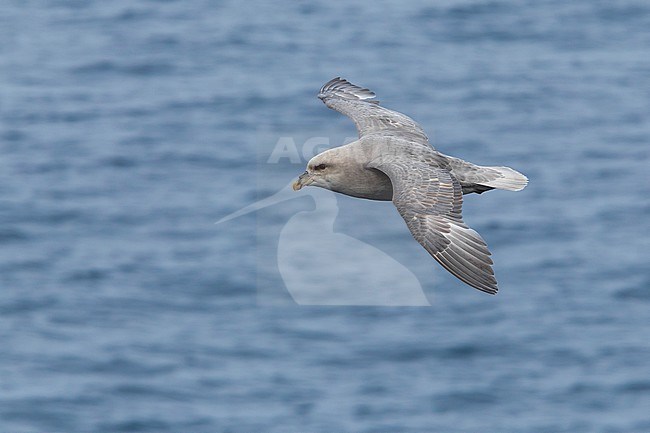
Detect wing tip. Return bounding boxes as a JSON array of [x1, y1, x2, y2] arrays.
[[318, 77, 377, 102], [433, 253, 499, 295], [433, 223, 500, 295]]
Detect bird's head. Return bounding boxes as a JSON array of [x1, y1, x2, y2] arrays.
[[292, 152, 339, 191]]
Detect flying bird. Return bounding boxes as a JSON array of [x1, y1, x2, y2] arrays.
[[293, 77, 528, 295]]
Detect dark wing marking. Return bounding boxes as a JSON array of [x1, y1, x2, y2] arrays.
[[318, 77, 430, 145], [368, 158, 498, 294]]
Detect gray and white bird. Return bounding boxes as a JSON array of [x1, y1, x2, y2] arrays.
[[293, 77, 528, 295]]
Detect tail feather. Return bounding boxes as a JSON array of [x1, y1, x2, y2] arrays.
[[480, 166, 528, 191], [445, 155, 528, 193]]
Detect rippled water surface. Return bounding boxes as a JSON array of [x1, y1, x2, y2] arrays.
[[1, 0, 649, 432]]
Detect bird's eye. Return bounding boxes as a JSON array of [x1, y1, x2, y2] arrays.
[[314, 164, 327, 170]]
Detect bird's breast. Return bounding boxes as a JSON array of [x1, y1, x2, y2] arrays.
[[329, 167, 393, 201]]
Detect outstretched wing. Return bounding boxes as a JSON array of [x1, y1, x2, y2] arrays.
[[369, 158, 499, 294], [318, 77, 430, 145]]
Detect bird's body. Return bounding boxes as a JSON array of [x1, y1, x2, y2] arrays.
[[293, 78, 528, 294]]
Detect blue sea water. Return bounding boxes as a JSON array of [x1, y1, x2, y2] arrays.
[[1, 0, 649, 431]]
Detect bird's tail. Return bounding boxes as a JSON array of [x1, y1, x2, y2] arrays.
[[445, 155, 528, 193], [479, 166, 528, 191]]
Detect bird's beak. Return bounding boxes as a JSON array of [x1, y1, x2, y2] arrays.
[[292, 171, 313, 191]]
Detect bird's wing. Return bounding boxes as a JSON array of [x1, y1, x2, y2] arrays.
[[368, 157, 498, 294], [318, 77, 430, 145]]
